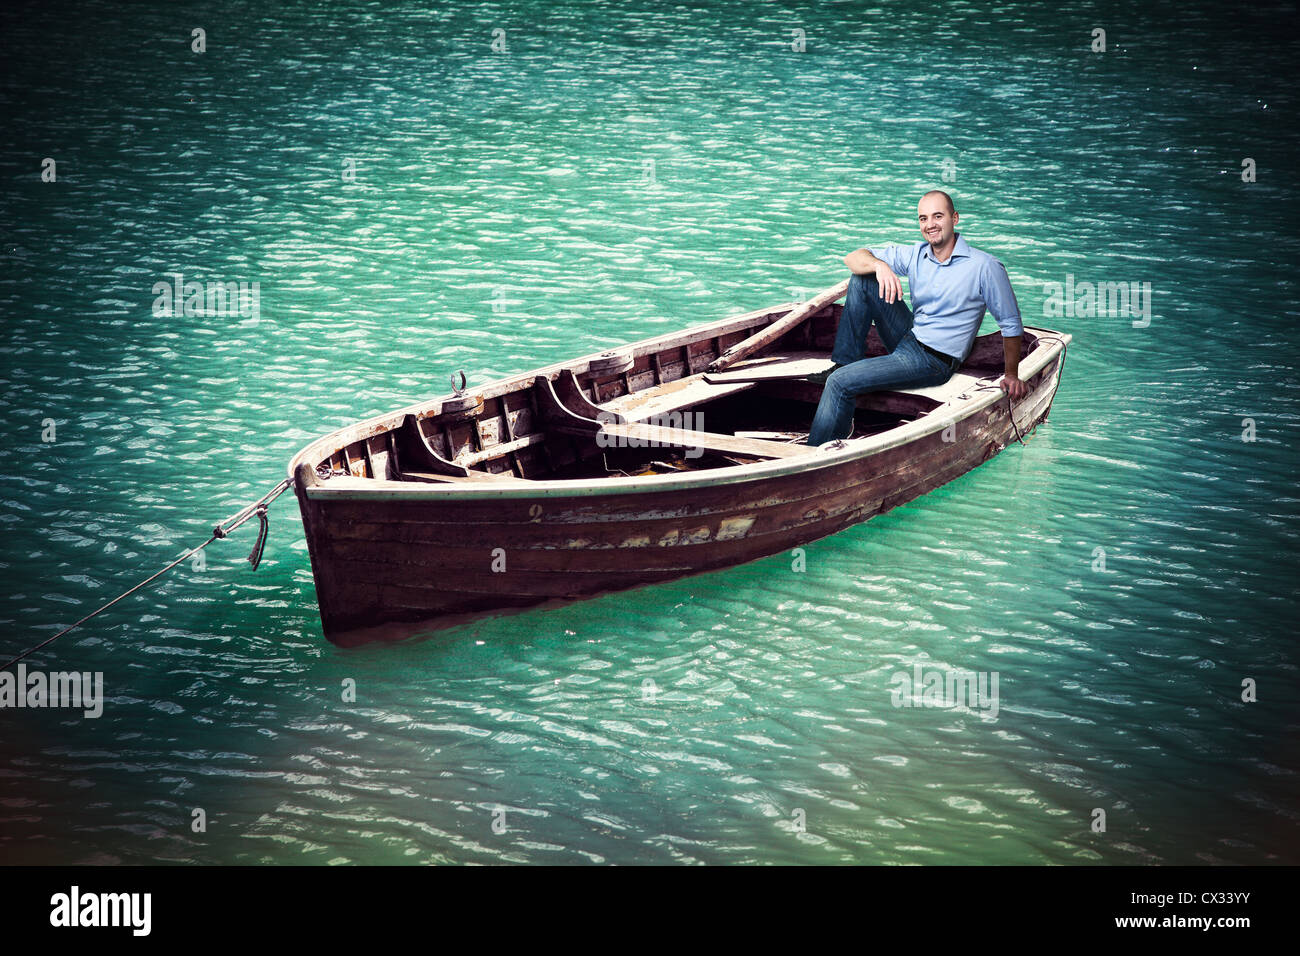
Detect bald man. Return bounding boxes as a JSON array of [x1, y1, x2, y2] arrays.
[[806, 191, 1025, 446]]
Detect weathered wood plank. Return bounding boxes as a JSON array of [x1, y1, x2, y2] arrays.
[[457, 432, 546, 467], [704, 351, 830, 383], [562, 422, 814, 460], [402, 470, 529, 484], [708, 280, 850, 372], [708, 350, 988, 403], [599, 372, 757, 421]]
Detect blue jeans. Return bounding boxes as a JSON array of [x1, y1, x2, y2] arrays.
[[806, 273, 961, 445]]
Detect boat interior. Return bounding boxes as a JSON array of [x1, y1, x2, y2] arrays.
[[311, 304, 1041, 485]]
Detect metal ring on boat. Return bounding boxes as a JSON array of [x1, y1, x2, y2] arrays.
[[440, 369, 483, 415]]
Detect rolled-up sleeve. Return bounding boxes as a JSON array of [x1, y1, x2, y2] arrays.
[[867, 244, 911, 278], [981, 260, 1023, 337]]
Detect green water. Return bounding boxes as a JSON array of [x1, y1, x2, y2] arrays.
[[1, 0, 1297, 864]]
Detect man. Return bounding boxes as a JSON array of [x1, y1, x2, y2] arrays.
[[806, 190, 1026, 446]]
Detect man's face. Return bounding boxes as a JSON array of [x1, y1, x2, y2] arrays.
[[918, 196, 958, 249]]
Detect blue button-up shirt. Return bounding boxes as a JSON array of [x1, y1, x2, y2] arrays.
[[868, 234, 1023, 361]]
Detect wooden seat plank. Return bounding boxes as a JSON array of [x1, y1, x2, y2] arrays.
[[559, 422, 810, 460], [706, 350, 986, 402], [600, 373, 756, 422], [402, 470, 527, 484], [704, 350, 828, 383]]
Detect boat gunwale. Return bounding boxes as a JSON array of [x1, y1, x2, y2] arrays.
[[293, 325, 1070, 501]]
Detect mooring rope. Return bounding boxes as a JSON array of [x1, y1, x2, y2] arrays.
[[1, 478, 294, 672], [962, 335, 1069, 446], [1031, 334, 1069, 430], [964, 378, 1028, 444]]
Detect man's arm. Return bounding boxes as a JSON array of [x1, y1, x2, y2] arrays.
[[844, 248, 905, 304], [980, 259, 1028, 399], [843, 248, 885, 275], [1001, 335, 1027, 400]]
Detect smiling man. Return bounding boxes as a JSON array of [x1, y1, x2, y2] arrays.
[[805, 190, 1026, 446]]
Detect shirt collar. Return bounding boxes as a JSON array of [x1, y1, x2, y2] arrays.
[[922, 233, 971, 264]]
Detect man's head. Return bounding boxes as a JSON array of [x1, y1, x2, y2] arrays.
[[918, 190, 958, 252]]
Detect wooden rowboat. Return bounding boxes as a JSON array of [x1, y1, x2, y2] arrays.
[[288, 284, 1070, 645]]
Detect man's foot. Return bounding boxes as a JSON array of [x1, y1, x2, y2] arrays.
[[805, 363, 843, 386]]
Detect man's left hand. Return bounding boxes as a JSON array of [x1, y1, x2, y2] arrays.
[[998, 375, 1028, 400]]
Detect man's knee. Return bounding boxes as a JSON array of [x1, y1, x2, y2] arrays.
[[848, 272, 878, 295], [824, 365, 861, 397]]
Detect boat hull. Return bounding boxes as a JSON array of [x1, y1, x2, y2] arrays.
[[291, 343, 1064, 645]]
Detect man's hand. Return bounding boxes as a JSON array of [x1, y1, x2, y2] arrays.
[[998, 375, 1028, 400], [875, 264, 904, 304]]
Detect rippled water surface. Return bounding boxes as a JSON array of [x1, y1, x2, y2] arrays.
[[1, 0, 1297, 864]]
